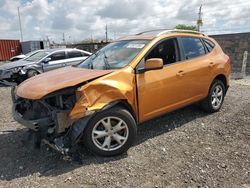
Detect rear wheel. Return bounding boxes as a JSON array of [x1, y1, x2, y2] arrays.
[[201, 79, 225, 113], [83, 107, 137, 156]]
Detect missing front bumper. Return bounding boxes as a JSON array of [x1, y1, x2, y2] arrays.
[[13, 99, 92, 154]]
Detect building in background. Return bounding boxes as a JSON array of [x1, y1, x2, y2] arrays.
[[66, 41, 108, 53], [0, 40, 21, 61], [21, 40, 44, 54], [211, 32, 250, 75]]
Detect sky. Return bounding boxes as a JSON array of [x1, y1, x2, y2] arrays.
[[0, 0, 250, 43]]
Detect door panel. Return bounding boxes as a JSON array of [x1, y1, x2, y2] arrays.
[[43, 59, 66, 72], [65, 57, 88, 66], [137, 62, 194, 122], [179, 37, 215, 98], [42, 51, 66, 72], [181, 56, 214, 98]]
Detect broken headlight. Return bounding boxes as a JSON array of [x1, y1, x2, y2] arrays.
[[10, 67, 22, 73]]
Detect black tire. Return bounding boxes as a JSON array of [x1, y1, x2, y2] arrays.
[[11, 86, 17, 102], [83, 107, 137, 156], [200, 79, 226, 113], [27, 70, 38, 78]]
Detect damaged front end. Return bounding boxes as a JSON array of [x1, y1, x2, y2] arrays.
[[0, 68, 27, 87], [12, 87, 92, 154]]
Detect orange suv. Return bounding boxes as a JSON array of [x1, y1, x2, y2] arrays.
[[13, 30, 231, 156]]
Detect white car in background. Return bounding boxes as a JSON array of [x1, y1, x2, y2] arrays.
[[9, 50, 42, 62]]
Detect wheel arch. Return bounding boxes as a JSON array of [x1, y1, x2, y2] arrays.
[[101, 100, 138, 123], [213, 74, 228, 92], [26, 68, 42, 74]]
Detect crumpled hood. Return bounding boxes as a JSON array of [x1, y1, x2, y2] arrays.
[[16, 67, 113, 100], [0, 59, 36, 70]]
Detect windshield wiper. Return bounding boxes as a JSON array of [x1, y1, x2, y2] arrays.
[[87, 51, 101, 69], [103, 51, 111, 70], [88, 61, 93, 69]]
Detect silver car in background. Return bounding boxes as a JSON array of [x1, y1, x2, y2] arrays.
[[0, 48, 92, 86]]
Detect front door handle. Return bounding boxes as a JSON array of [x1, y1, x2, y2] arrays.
[[209, 62, 215, 67], [176, 70, 185, 77]]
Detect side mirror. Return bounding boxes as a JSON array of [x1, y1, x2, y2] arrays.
[[138, 58, 163, 73], [43, 57, 51, 63]]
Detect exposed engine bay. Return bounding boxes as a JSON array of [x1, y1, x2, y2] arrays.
[[13, 86, 90, 154]]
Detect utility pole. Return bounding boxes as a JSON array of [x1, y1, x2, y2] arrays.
[[17, 7, 23, 42], [197, 5, 203, 32], [91, 33, 93, 43], [105, 24, 108, 42], [62, 33, 65, 44]]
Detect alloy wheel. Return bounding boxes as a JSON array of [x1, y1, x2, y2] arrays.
[[91, 116, 129, 151], [211, 85, 224, 109]]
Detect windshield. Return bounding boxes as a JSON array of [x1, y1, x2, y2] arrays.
[[25, 51, 49, 62], [78, 40, 149, 70], [24, 50, 39, 56]]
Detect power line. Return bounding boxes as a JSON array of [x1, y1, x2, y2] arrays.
[[203, 26, 250, 32], [203, 1, 250, 7], [203, 6, 250, 12]]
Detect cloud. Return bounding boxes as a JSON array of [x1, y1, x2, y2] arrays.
[[0, 0, 250, 42], [97, 0, 150, 19]]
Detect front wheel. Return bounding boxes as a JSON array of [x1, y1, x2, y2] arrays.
[[27, 70, 39, 78], [201, 79, 226, 113], [83, 107, 137, 156]]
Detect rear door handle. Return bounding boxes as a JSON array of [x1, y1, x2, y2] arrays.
[[176, 70, 185, 77]]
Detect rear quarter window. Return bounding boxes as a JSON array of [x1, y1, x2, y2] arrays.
[[203, 39, 215, 52], [82, 52, 90, 57], [68, 51, 83, 58], [50, 52, 66, 61], [181, 37, 206, 59]]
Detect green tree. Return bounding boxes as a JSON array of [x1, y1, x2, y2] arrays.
[[175, 24, 197, 31]]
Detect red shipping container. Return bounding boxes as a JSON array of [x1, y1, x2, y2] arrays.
[[0, 40, 21, 61]]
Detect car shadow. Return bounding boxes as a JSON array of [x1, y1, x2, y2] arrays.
[[0, 104, 208, 181]]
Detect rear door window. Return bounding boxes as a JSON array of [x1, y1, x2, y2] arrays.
[[82, 52, 90, 57], [181, 37, 206, 59], [50, 52, 66, 61], [68, 51, 83, 58]]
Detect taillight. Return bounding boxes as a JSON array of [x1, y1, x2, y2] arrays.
[[225, 54, 231, 64]]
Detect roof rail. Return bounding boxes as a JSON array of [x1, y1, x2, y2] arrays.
[[136, 29, 169, 35], [158, 29, 206, 36], [136, 29, 206, 36]]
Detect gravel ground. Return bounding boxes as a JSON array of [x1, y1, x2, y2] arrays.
[[0, 78, 249, 188]]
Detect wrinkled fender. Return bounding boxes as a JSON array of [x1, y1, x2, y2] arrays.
[[22, 64, 43, 74], [85, 80, 135, 110], [69, 67, 137, 121]]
